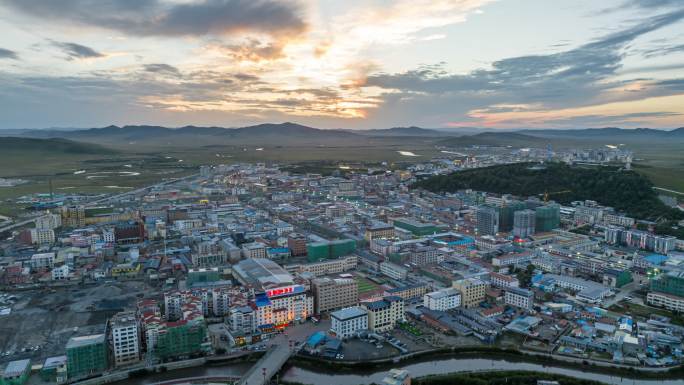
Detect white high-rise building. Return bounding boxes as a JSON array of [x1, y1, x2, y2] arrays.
[[110, 311, 140, 367]]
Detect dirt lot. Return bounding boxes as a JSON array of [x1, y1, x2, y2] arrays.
[[0, 280, 159, 365]]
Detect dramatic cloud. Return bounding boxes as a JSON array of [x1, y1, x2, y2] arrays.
[[1, 0, 307, 38], [642, 43, 684, 58], [622, 0, 684, 9], [0, 47, 18, 59], [362, 8, 684, 127], [0, 0, 683, 129], [51, 41, 104, 60], [142, 63, 181, 77]]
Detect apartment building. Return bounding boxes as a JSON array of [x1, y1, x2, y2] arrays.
[[364, 222, 395, 240], [380, 261, 408, 280], [331, 306, 368, 338], [453, 278, 486, 308], [110, 311, 140, 367], [489, 272, 520, 288], [423, 288, 461, 311], [296, 255, 357, 277], [312, 277, 359, 314], [504, 287, 534, 309], [362, 296, 405, 332]]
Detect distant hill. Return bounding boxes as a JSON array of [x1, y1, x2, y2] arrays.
[[413, 162, 684, 221], [13, 122, 364, 146], [517, 127, 684, 140], [0, 137, 116, 155], [359, 126, 449, 136], [7, 124, 682, 148], [441, 132, 549, 147]]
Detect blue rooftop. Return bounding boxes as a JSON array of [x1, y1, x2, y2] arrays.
[[644, 254, 668, 265]]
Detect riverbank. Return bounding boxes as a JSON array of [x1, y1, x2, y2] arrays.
[[286, 346, 684, 380], [282, 370, 609, 385]]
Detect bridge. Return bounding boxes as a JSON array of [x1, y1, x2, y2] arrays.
[[237, 334, 299, 385]]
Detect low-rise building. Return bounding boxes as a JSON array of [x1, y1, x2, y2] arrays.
[[423, 288, 461, 311], [647, 291, 684, 312], [504, 287, 534, 309], [380, 261, 408, 280], [330, 306, 368, 338]]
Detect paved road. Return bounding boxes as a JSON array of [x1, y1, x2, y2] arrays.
[[85, 173, 198, 207], [602, 277, 647, 308], [0, 214, 43, 233], [237, 320, 330, 385]]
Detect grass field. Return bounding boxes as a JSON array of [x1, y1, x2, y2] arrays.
[[0, 133, 682, 218], [354, 276, 381, 295]]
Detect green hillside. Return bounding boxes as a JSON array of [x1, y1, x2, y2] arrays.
[[0, 137, 116, 155], [413, 162, 683, 221]]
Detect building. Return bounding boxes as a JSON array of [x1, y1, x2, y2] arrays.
[[20, 228, 55, 245], [489, 272, 519, 288], [476, 205, 499, 236], [114, 221, 145, 244], [287, 233, 308, 257], [61, 205, 85, 228], [51, 264, 70, 280], [535, 204, 560, 232], [504, 287, 533, 309], [365, 222, 395, 240], [35, 213, 62, 230], [233, 258, 314, 330], [296, 255, 358, 276], [27, 252, 55, 270], [393, 218, 437, 236], [602, 269, 632, 288], [423, 288, 461, 311], [647, 291, 684, 312], [110, 311, 140, 367], [1, 359, 31, 385], [241, 242, 267, 259], [362, 296, 405, 332], [306, 239, 356, 262], [39, 356, 67, 384], [154, 295, 208, 359], [330, 306, 368, 338], [385, 284, 428, 301], [452, 278, 486, 308], [380, 261, 408, 280], [312, 277, 359, 314], [650, 271, 684, 298], [513, 209, 536, 238], [66, 334, 108, 379], [539, 274, 611, 303], [605, 227, 677, 254]]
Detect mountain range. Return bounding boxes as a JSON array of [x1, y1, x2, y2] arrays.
[[2, 122, 683, 148]]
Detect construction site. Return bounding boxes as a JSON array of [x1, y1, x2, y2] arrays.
[[0, 281, 160, 365]]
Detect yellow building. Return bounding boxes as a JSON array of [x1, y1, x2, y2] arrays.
[[362, 296, 404, 332], [453, 278, 486, 308]]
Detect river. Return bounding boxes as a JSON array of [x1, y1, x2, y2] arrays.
[[281, 358, 681, 385]]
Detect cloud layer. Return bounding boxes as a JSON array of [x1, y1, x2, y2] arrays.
[[0, 0, 683, 129]]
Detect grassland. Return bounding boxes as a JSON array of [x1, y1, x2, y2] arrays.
[[0, 130, 682, 218], [354, 276, 381, 295]]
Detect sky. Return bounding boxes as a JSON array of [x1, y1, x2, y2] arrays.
[[1, 0, 684, 130]]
